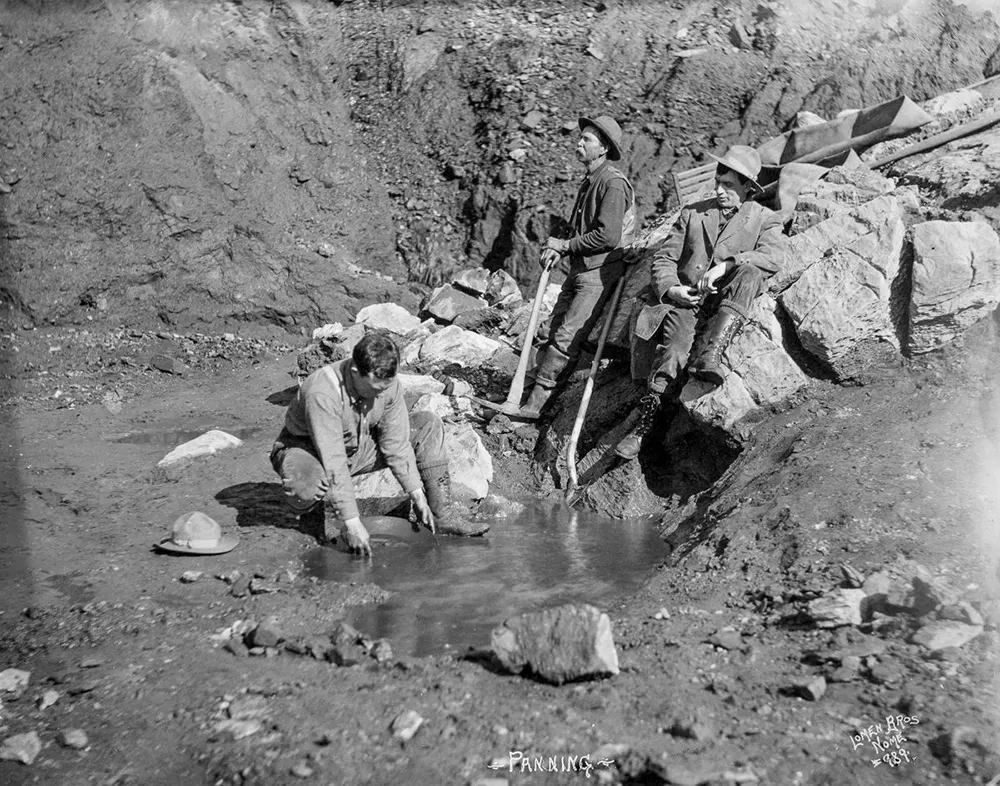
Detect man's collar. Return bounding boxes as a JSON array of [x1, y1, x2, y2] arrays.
[[584, 158, 608, 180]]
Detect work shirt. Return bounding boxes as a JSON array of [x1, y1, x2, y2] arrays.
[[280, 359, 421, 520], [566, 161, 634, 270]]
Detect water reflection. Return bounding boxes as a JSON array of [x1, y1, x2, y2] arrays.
[[302, 501, 667, 657]]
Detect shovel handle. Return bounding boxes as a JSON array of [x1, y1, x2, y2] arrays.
[[503, 253, 557, 408]]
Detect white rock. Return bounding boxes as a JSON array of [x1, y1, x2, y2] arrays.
[[540, 281, 563, 314], [768, 195, 904, 293], [807, 588, 867, 627], [397, 374, 445, 398], [410, 392, 475, 421], [213, 719, 263, 740], [157, 430, 243, 468], [681, 297, 809, 432], [59, 729, 88, 749], [418, 325, 501, 367], [922, 88, 983, 116], [37, 690, 59, 710], [911, 621, 983, 652], [390, 709, 424, 742], [909, 221, 1000, 354], [355, 303, 423, 335], [0, 731, 42, 764], [311, 322, 343, 340], [444, 422, 493, 500], [0, 669, 30, 696], [780, 201, 906, 374]]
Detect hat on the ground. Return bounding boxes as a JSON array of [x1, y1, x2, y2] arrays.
[[708, 145, 763, 191], [578, 115, 623, 161], [156, 512, 238, 555]]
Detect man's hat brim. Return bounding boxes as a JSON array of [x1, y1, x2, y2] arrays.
[[155, 534, 239, 556], [578, 116, 622, 161], [707, 152, 762, 192]]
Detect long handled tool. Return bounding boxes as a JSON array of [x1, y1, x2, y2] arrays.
[[473, 249, 558, 415], [564, 274, 627, 502]]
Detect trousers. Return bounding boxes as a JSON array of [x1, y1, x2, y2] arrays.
[[269, 410, 447, 513], [535, 259, 624, 387], [631, 263, 764, 394]]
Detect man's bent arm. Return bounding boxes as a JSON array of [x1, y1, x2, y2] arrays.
[[304, 391, 360, 521], [736, 209, 785, 275], [567, 181, 627, 257], [374, 385, 422, 496], [651, 210, 688, 300]]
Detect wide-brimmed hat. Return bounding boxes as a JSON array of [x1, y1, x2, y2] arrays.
[[708, 145, 763, 190], [578, 115, 623, 161], [156, 512, 239, 555]]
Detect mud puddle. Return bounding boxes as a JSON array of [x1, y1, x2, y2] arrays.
[[302, 502, 667, 656]]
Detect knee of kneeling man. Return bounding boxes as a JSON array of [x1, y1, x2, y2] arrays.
[[409, 409, 443, 433]]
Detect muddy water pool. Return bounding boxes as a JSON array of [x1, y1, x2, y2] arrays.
[[302, 501, 668, 657]]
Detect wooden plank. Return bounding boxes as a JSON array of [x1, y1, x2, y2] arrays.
[[672, 162, 716, 206]]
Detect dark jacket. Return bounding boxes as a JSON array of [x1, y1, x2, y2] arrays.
[[566, 161, 635, 271]]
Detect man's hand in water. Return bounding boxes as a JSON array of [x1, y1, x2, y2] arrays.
[[341, 517, 372, 557], [409, 488, 436, 534]]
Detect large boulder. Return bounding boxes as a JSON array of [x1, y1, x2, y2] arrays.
[[490, 603, 619, 685], [422, 284, 488, 323], [484, 269, 522, 306], [779, 198, 906, 376], [355, 303, 423, 335], [353, 420, 491, 513], [908, 221, 1000, 354], [768, 194, 905, 293], [789, 165, 899, 234], [418, 325, 502, 367], [680, 296, 810, 433]]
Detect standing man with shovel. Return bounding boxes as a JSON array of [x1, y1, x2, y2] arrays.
[[515, 114, 635, 420]]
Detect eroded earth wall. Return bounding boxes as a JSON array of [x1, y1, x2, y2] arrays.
[[1, 0, 997, 332]]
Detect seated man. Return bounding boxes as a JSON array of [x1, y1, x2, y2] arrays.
[[270, 331, 488, 555], [616, 145, 784, 460]]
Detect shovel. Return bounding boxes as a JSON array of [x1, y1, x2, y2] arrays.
[[472, 249, 559, 416], [564, 274, 627, 502]]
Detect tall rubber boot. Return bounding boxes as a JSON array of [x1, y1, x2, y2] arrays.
[[614, 393, 662, 460], [688, 309, 744, 386], [419, 463, 490, 537], [516, 383, 556, 420]]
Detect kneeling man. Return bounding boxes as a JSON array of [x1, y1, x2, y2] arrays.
[[271, 331, 487, 555]]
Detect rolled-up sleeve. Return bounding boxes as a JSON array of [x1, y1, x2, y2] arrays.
[[374, 385, 422, 495], [304, 392, 359, 521], [567, 180, 626, 257]]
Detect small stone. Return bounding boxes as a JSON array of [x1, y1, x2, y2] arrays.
[[586, 44, 605, 60], [213, 719, 263, 740], [0, 731, 42, 764], [249, 578, 279, 595], [227, 694, 269, 721], [669, 711, 715, 741], [59, 729, 88, 749], [67, 680, 98, 696], [707, 629, 743, 650], [391, 709, 424, 742], [179, 571, 203, 584], [521, 109, 545, 130], [867, 661, 903, 685], [37, 690, 60, 710], [290, 760, 313, 778], [230, 576, 251, 598], [789, 675, 827, 701], [911, 621, 983, 652], [327, 645, 361, 667], [486, 414, 513, 435], [245, 622, 284, 649], [807, 588, 865, 627], [497, 161, 516, 184], [215, 570, 242, 584], [937, 602, 984, 626], [0, 669, 30, 697], [223, 639, 249, 657], [149, 354, 187, 376], [444, 163, 465, 180], [839, 563, 865, 588], [370, 639, 393, 663]]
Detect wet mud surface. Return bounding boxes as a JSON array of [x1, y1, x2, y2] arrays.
[[0, 320, 997, 784]]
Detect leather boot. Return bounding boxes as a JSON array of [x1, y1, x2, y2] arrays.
[[419, 464, 490, 537], [295, 503, 328, 542], [614, 393, 662, 460], [688, 309, 744, 386], [516, 383, 555, 420]]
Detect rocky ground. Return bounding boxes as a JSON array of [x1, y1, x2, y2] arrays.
[[3, 1, 1000, 784]]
